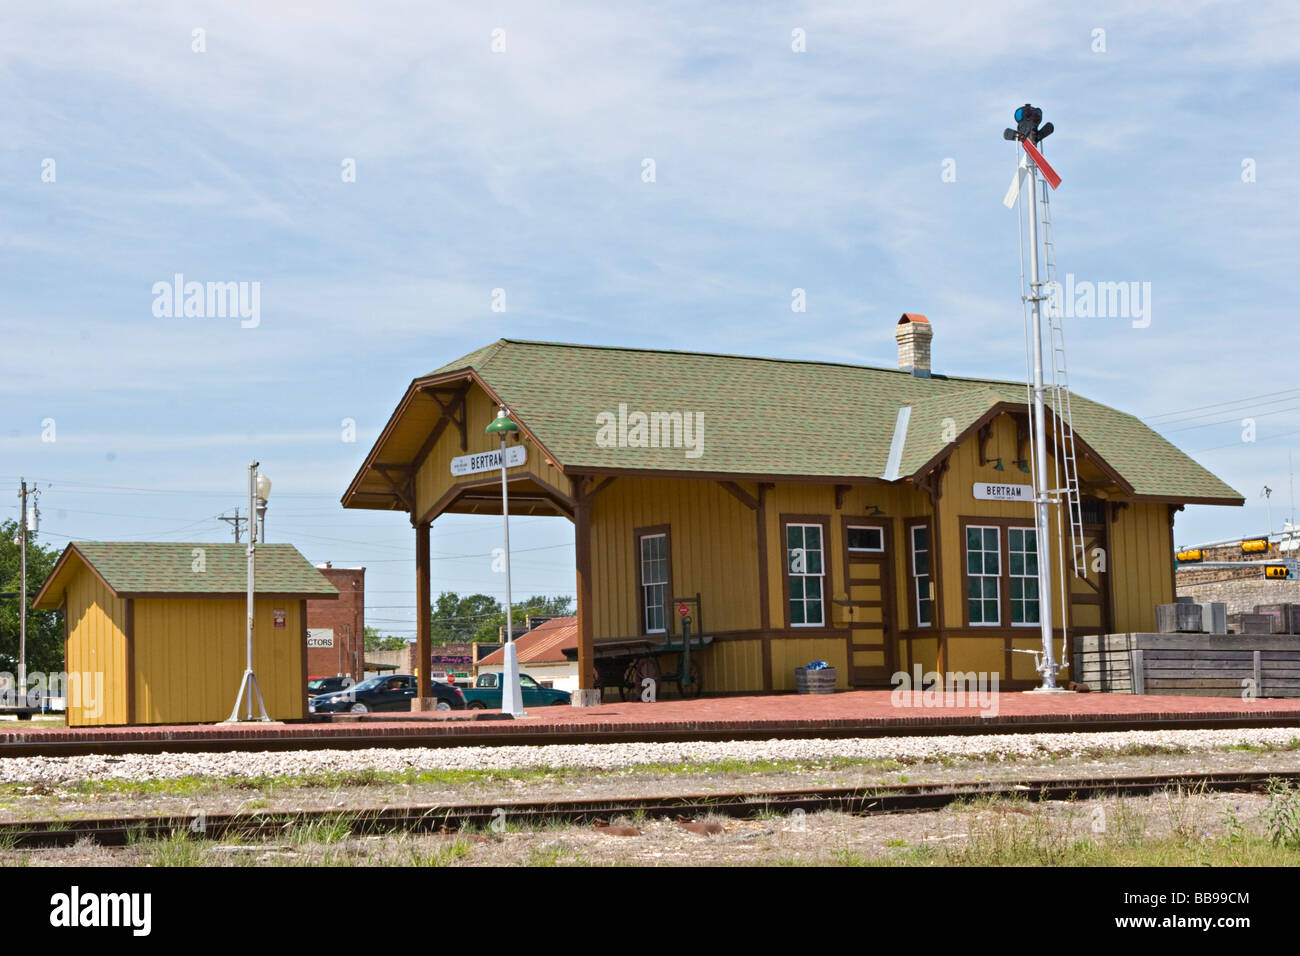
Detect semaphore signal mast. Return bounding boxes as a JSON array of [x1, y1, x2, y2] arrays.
[[1002, 104, 1084, 694]]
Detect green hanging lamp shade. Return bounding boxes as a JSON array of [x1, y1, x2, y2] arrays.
[[486, 408, 519, 437]]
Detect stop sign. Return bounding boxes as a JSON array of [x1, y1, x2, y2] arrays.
[[677, 602, 689, 618]]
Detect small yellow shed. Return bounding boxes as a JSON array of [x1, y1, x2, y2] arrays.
[[32, 542, 338, 727]]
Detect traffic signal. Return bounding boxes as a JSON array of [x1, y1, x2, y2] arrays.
[[1241, 538, 1270, 554], [1175, 548, 1204, 563], [1264, 564, 1292, 580]]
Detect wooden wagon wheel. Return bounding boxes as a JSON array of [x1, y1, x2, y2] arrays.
[[677, 658, 703, 699], [622, 656, 661, 701]]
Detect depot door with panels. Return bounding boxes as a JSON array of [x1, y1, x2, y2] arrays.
[[841, 518, 898, 686]]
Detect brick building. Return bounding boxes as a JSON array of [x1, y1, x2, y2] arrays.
[[306, 564, 365, 681], [1176, 531, 1300, 612]]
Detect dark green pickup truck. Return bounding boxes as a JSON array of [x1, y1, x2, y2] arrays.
[[461, 672, 570, 709]]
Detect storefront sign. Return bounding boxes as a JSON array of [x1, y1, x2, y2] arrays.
[[972, 482, 1033, 502], [450, 445, 526, 477], [307, 628, 334, 648]]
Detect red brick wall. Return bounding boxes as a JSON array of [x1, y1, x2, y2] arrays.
[[306, 566, 365, 681]]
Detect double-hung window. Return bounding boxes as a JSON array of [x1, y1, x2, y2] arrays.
[[639, 532, 669, 634], [786, 523, 825, 627], [1008, 527, 1040, 625], [910, 525, 933, 627], [966, 525, 1001, 625]]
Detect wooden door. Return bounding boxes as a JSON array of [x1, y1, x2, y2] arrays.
[[842, 519, 898, 686]]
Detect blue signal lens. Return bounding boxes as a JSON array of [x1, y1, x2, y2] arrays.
[[1015, 107, 1025, 122]]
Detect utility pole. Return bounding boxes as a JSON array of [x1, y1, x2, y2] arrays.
[[16, 479, 28, 698], [218, 508, 247, 543]]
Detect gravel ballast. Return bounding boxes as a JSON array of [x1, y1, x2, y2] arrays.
[[2, 727, 1299, 786]]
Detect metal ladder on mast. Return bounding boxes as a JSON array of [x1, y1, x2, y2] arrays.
[[1036, 183, 1087, 577]]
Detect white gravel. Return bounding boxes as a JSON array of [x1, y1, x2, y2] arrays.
[[2, 727, 1298, 786]]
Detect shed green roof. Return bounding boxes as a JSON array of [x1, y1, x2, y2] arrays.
[[33, 542, 338, 609], [422, 339, 1240, 504]]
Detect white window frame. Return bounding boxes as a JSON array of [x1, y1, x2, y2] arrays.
[[1007, 526, 1041, 627], [639, 532, 668, 635], [910, 524, 933, 628], [846, 524, 886, 553], [966, 525, 1001, 627], [786, 522, 826, 628]]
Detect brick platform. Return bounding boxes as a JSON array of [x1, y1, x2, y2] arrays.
[[4, 691, 1300, 756]]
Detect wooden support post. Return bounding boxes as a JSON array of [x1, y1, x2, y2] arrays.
[[573, 479, 598, 705], [1253, 649, 1262, 698], [1131, 648, 1145, 695], [416, 520, 432, 702]]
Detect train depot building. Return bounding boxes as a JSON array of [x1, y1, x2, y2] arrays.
[[343, 315, 1242, 703], [33, 542, 338, 726]]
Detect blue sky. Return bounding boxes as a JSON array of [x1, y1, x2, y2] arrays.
[[3, 2, 1298, 639]]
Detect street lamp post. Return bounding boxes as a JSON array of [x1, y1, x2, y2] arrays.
[[226, 461, 272, 722], [486, 408, 525, 718]]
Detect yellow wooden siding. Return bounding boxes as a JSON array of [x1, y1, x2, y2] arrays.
[[908, 637, 940, 673], [133, 599, 303, 724], [589, 477, 759, 639], [1109, 501, 1173, 632], [413, 384, 569, 520], [945, 636, 1006, 676], [64, 570, 128, 727], [701, 640, 763, 691], [1010, 635, 1043, 681]]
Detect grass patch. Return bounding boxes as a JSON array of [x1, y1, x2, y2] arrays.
[[147, 830, 206, 867]]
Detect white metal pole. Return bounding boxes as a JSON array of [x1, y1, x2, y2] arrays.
[[499, 435, 524, 717], [1025, 164, 1060, 690], [18, 478, 27, 702], [227, 461, 270, 722], [246, 463, 256, 718]]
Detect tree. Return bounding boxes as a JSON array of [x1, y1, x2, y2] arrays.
[[0, 522, 65, 675], [472, 594, 574, 643], [430, 592, 501, 644], [363, 625, 408, 652]]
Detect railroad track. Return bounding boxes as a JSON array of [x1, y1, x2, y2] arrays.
[[5, 769, 1297, 849]]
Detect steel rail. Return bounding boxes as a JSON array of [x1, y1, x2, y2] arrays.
[[4, 769, 1297, 849]]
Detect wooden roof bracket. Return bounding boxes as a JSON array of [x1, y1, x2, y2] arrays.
[[719, 480, 760, 511], [977, 422, 995, 466]]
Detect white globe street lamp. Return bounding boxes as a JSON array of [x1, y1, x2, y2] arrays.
[[226, 461, 273, 722]]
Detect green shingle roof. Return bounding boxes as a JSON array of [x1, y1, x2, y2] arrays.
[[49, 543, 339, 599], [425, 339, 1241, 503]]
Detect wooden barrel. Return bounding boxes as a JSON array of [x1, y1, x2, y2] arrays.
[[794, 666, 837, 694]]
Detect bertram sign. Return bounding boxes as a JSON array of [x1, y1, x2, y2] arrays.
[[972, 482, 1033, 502], [450, 445, 527, 477]]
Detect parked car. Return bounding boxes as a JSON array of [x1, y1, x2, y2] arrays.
[[309, 674, 465, 713], [461, 672, 570, 709], [306, 675, 355, 697]]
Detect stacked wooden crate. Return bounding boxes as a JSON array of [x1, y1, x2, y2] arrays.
[[1073, 632, 1300, 697]]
